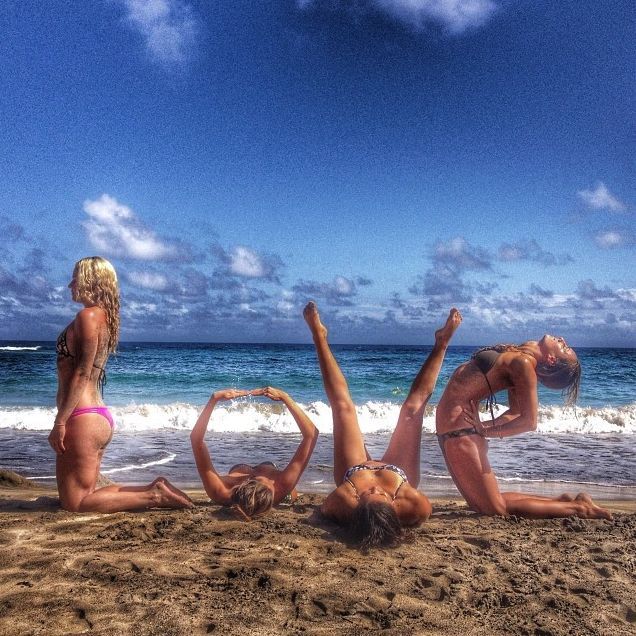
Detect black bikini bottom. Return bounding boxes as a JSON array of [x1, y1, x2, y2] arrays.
[[436, 427, 482, 444]]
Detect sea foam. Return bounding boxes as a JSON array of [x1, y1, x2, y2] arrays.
[[1, 401, 635, 435]]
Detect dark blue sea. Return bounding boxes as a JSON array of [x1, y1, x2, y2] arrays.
[[1, 342, 634, 496]]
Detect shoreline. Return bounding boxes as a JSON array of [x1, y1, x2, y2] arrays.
[[15, 477, 636, 503], [0, 484, 634, 635]]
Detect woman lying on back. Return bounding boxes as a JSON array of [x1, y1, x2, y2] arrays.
[[190, 387, 319, 520], [304, 301, 462, 549]]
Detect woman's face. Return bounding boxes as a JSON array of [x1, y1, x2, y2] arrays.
[[68, 270, 79, 302], [539, 334, 578, 364], [358, 485, 393, 506]]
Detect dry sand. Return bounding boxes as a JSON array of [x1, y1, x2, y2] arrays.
[[0, 478, 634, 636]]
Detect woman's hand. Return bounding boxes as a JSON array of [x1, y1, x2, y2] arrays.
[[212, 389, 250, 401], [462, 400, 487, 436], [48, 423, 66, 454], [258, 386, 288, 402]]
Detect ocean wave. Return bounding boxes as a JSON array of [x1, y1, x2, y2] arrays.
[[1, 401, 635, 434], [0, 346, 42, 351]]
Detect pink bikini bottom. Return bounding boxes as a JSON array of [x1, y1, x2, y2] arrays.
[[69, 406, 115, 429]]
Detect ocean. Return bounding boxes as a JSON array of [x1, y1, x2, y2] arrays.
[[1, 342, 634, 498]]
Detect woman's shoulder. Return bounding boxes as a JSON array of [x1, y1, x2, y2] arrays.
[[75, 306, 108, 325]]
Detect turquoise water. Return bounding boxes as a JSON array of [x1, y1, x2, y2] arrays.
[[0, 342, 634, 492], [1, 342, 634, 407]]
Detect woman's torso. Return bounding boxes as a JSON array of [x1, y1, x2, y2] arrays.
[[330, 461, 426, 525], [223, 462, 295, 504], [436, 352, 523, 434], [56, 309, 110, 409]]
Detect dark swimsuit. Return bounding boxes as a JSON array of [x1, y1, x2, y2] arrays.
[[56, 326, 107, 393], [343, 464, 408, 501], [228, 461, 279, 474], [437, 346, 502, 445]]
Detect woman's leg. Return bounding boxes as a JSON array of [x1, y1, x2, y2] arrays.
[[382, 308, 461, 486], [304, 302, 368, 484], [56, 414, 192, 513], [442, 435, 611, 519], [501, 492, 612, 519]]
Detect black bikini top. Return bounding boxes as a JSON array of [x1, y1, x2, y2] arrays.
[[471, 346, 506, 424], [56, 326, 107, 393]]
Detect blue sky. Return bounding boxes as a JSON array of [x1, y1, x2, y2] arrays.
[[0, 0, 634, 345]]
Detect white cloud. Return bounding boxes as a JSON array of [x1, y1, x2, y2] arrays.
[[83, 194, 179, 260], [433, 236, 491, 270], [299, 0, 498, 33], [121, 0, 197, 65], [577, 182, 626, 212], [229, 246, 268, 278], [127, 270, 169, 290], [334, 275, 355, 295], [594, 229, 633, 249], [595, 230, 622, 249]]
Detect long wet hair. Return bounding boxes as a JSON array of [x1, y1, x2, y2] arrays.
[[230, 479, 274, 520], [74, 256, 120, 354], [474, 343, 581, 405], [536, 358, 581, 405], [350, 501, 403, 551]]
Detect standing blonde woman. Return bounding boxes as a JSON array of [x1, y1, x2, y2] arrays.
[[50, 256, 192, 512]]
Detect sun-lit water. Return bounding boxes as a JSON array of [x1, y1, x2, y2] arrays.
[[1, 342, 634, 495]]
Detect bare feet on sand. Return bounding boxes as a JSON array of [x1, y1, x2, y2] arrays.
[[151, 480, 193, 509], [575, 492, 612, 520], [435, 308, 462, 345], [303, 302, 327, 340]]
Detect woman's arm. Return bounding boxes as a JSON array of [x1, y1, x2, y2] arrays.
[[49, 308, 102, 454], [320, 488, 351, 522], [190, 389, 250, 503], [256, 387, 319, 499], [464, 356, 539, 438]]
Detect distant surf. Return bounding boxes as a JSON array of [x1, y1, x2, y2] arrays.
[[1, 401, 634, 434]]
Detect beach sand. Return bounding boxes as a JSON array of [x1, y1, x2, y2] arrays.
[[0, 480, 634, 635]]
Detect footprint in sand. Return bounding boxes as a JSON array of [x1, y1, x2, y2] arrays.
[[414, 576, 448, 601]]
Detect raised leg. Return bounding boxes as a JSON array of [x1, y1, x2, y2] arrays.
[[382, 309, 461, 486], [304, 302, 368, 484], [441, 435, 612, 519], [56, 414, 192, 513]]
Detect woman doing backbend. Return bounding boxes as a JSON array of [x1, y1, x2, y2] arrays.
[[304, 301, 462, 549], [190, 387, 319, 520], [50, 256, 192, 512], [436, 335, 611, 519]]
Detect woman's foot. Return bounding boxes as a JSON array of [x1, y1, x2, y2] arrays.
[[303, 302, 328, 340], [557, 492, 575, 502], [435, 308, 462, 346], [575, 492, 612, 520], [150, 480, 194, 509]]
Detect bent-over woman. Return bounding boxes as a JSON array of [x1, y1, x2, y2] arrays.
[[304, 301, 462, 549], [50, 256, 192, 512], [436, 336, 611, 519], [190, 387, 319, 520]]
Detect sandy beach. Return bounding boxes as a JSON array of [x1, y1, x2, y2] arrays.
[[0, 476, 634, 636]]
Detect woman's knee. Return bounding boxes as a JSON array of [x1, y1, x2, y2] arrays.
[[332, 398, 356, 418], [474, 498, 508, 517]]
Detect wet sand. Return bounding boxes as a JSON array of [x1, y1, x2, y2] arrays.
[[0, 482, 634, 636]]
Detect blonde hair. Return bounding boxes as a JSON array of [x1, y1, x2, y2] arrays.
[[230, 479, 274, 520], [74, 256, 120, 354]]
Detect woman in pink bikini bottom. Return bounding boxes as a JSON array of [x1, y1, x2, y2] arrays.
[[50, 257, 192, 513]]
